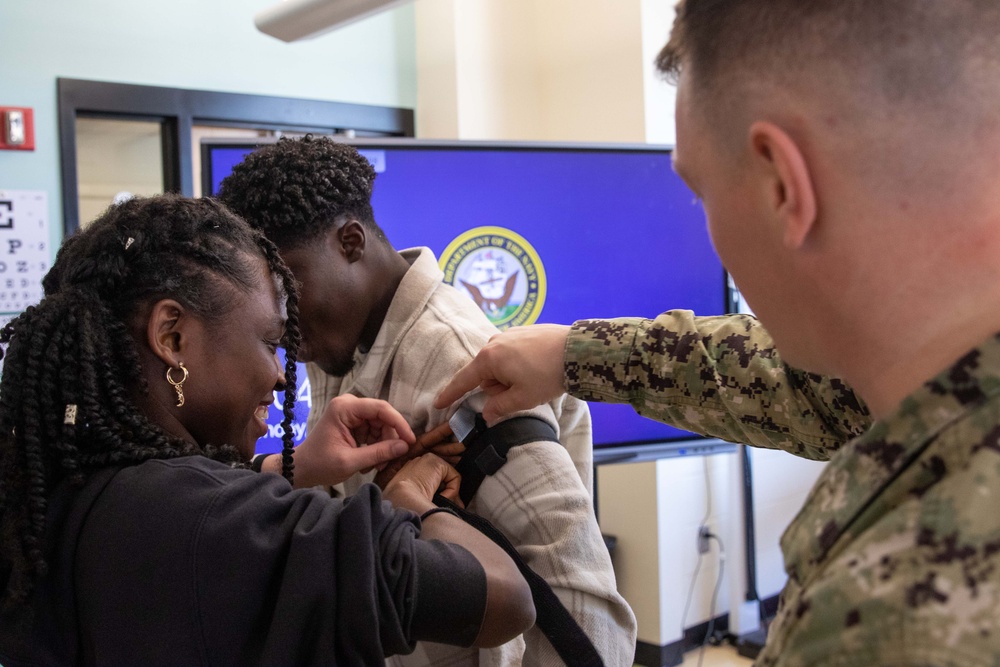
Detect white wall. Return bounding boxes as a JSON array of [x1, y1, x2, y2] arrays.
[[416, 0, 667, 143], [598, 455, 736, 646], [598, 449, 826, 647], [639, 0, 678, 144], [750, 449, 827, 597], [0, 0, 417, 248]]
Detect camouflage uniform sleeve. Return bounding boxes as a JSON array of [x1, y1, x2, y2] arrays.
[[564, 311, 871, 460]]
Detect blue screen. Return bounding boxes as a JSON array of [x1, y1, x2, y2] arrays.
[[206, 140, 725, 451], [261, 348, 312, 454]]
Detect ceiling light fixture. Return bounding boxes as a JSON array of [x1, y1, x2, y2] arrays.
[[255, 0, 413, 42]]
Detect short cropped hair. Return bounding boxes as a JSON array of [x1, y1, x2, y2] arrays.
[[217, 136, 388, 250], [658, 0, 1000, 115]]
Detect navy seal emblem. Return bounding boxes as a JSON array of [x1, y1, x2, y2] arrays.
[[439, 226, 547, 329]]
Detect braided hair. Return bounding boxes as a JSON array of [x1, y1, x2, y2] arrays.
[[0, 194, 300, 606], [217, 135, 389, 249]]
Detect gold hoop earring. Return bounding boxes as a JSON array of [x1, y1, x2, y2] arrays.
[[166, 362, 189, 407]]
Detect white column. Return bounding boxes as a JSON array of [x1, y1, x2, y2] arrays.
[[414, 0, 670, 143], [597, 453, 735, 649]]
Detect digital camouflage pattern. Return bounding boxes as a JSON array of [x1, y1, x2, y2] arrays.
[[567, 310, 1000, 666], [566, 311, 870, 459]]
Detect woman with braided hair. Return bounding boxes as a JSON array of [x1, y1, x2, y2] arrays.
[[0, 194, 533, 666]]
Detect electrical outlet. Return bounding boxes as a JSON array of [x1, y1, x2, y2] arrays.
[[698, 525, 711, 554]]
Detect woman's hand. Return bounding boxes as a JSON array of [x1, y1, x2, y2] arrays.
[[381, 454, 463, 514], [285, 395, 415, 489], [374, 421, 464, 489], [413, 421, 464, 463]]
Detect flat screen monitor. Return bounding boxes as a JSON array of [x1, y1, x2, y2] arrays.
[[203, 138, 729, 458]]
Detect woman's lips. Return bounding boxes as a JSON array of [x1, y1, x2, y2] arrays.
[[254, 404, 270, 438]]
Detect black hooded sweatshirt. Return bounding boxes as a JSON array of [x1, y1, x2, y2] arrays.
[[0, 457, 485, 666]]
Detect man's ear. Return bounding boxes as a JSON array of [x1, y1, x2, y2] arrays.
[[337, 219, 367, 263], [748, 121, 818, 249], [145, 299, 189, 367]]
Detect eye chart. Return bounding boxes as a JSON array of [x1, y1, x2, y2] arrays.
[[0, 190, 49, 315]]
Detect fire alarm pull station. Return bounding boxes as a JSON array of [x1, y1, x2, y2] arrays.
[[0, 108, 35, 151]]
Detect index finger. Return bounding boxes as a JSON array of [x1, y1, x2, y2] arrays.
[[435, 461, 462, 507], [414, 420, 455, 453], [347, 397, 417, 444], [371, 403, 416, 444], [434, 358, 492, 410]]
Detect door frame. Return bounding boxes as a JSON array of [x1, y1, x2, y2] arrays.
[[58, 77, 415, 236]]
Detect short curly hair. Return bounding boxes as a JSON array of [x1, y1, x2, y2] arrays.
[[217, 135, 388, 250]]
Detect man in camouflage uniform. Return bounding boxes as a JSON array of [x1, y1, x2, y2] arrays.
[[437, 1, 1000, 664]]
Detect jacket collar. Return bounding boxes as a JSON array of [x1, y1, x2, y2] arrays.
[[342, 247, 441, 398], [780, 332, 1000, 584]]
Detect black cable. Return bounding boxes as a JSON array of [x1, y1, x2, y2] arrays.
[[679, 549, 705, 644], [697, 534, 726, 667], [680, 457, 739, 667], [741, 445, 769, 633], [741, 445, 760, 605], [680, 458, 714, 649]]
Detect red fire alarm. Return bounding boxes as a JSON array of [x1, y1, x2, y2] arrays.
[[0, 107, 35, 151]]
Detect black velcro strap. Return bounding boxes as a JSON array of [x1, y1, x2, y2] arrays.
[[250, 454, 268, 473], [433, 494, 604, 667], [455, 414, 559, 505]]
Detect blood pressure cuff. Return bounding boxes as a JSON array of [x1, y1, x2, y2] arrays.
[[449, 408, 560, 506]]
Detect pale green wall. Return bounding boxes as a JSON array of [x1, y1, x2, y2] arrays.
[[0, 0, 417, 249]]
